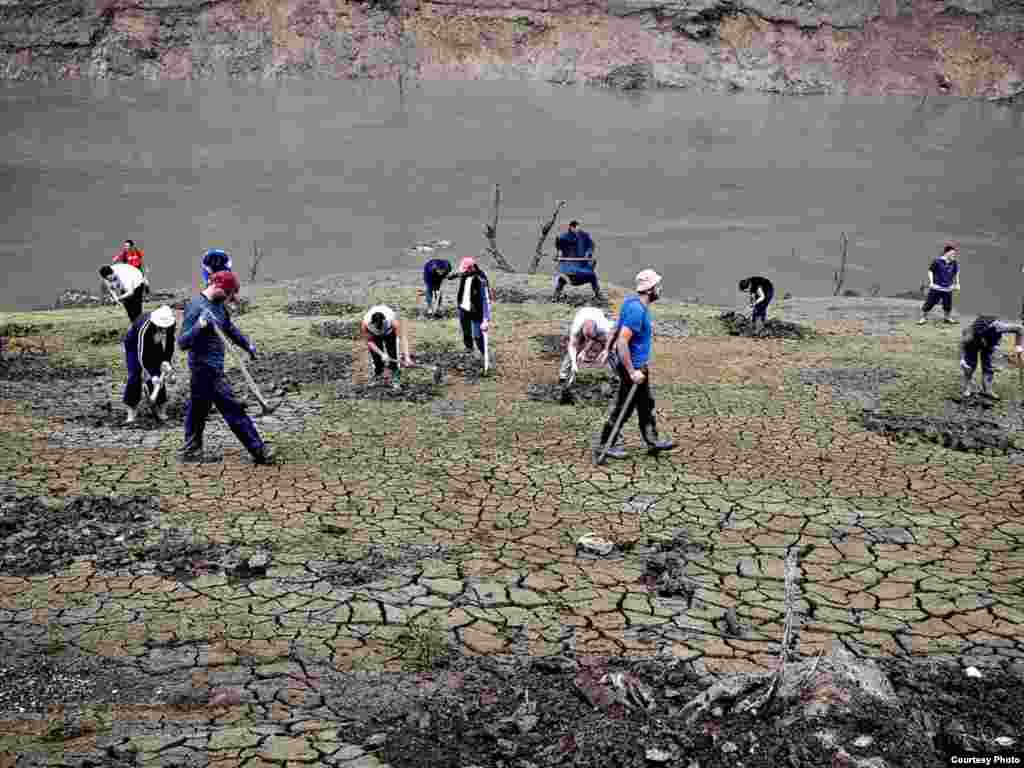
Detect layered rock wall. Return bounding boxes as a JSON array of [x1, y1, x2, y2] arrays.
[[1, 0, 1023, 98]]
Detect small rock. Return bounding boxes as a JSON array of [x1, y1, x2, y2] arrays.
[[995, 736, 1016, 747], [711, 706, 724, 717], [576, 533, 614, 557], [248, 552, 270, 571], [645, 746, 673, 763], [853, 735, 874, 749], [365, 733, 388, 748], [517, 715, 539, 734], [497, 738, 518, 757], [965, 666, 983, 678]]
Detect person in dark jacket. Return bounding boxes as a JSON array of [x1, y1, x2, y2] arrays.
[[176, 271, 273, 464], [553, 220, 602, 301], [422, 258, 452, 315], [919, 242, 961, 325], [739, 276, 774, 334], [123, 305, 177, 424], [453, 257, 492, 360], [960, 316, 1024, 399]]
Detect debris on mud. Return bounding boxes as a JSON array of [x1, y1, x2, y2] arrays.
[[0, 356, 106, 382], [0, 322, 55, 337], [553, 292, 612, 308], [528, 381, 616, 407], [0, 494, 159, 575], [78, 327, 124, 345], [319, 549, 402, 588], [52, 289, 108, 309], [286, 299, 362, 316], [412, 306, 459, 320], [861, 409, 1014, 453], [641, 533, 703, 601], [719, 311, 812, 339], [239, 350, 352, 388], [532, 334, 566, 359], [311, 319, 362, 340]]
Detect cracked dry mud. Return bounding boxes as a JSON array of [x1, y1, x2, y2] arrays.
[[2, 289, 1024, 767]]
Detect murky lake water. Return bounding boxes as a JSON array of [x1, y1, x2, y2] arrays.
[[1, 78, 1022, 314]]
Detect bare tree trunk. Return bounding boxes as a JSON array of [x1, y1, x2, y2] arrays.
[[249, 243, 265, 283], [482, 184, 516, 273], [528, 200, 566, 274], [833, 232, 848, 296]]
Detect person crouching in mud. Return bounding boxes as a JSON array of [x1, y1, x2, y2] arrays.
[[177, 271, 274, 465], [559, 306, 615, 404], [360, 304, 412, 391], [123, 304, 177, 424], [960, 315, 1024, 400]]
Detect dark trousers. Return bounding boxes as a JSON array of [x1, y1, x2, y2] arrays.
[[922, 289, 953, 315], [183, 366, 264, 456], [123, 338, 166, 409], [555, 272, 600, 296], [369, 332, 399, 375], [458, 310, 485, 353], [961, 339, 994, 377], [752, 298, 771, 324], [122, 286, 145, 323], [600, 363, 658, 447]]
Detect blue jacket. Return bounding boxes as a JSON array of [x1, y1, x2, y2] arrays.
[[423, 258, 452, 288], [555, 230, 595, 275], [177, 295, 252, 372]]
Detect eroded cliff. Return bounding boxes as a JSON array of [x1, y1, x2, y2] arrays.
[[2, 0, 1023, 98]]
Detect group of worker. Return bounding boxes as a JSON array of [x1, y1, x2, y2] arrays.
[[97, 231, 1024, 467]]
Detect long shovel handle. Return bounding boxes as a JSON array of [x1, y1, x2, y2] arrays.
[[483, 329, 490, 374], [598, 380, 640, 464], [210, 321, 275, 414]]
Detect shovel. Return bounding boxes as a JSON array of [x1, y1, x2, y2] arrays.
[[596, 380, 639, 465], [210, 320, 281, 415]]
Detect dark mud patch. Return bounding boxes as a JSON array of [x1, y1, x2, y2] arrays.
[[345, 653, 1024, 768], [654, 319, 690, 338], [286, 299, 362, 316], [719, 311, 812, 340], [532, 334, 566, 360], [0, 322, 56, 337], [239, 350, 353, 388], [0, 356, 107, 382], [311, 319, 362, 340], [311, 544, 464, 589], [640, 533, 704, 601], [413, 348, 485, 384], [412, 306, 459, 321], [77, 327, 124, 345], [336, 381, 441, 404], [553, 292, 612, 309], [0, 495, 158, 576], [861, 409, 1015, 454], [799, 368, 900, 408], [528, 381, 617, 407]]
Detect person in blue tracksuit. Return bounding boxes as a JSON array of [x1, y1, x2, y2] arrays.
[[919, 242, 961, 325], [422, 258, 452, 315], [123, 305, 177, 424], [176, 270, 274, 464], [201, 248, 233, 286], [554, 220, 602, 301]]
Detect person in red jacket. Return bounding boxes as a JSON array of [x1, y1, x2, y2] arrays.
[[113, 239, 146, 273]]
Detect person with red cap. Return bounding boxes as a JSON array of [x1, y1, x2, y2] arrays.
[[176, 270, 274, 464], [593, 269, 675, 465], [452, 257, 494, 362], [918, 241, 961, 325]]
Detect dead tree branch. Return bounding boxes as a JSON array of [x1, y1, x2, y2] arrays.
[[249, 243, 265, 283], [833, 232, 848, 296], [529, 200, 566, 274], [481, 184, 516, 273]]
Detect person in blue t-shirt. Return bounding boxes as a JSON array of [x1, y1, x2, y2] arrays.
[[918, 242, 961, 325], [593, 269, 676, 465]]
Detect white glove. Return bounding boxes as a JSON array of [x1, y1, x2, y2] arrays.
[[197, 313, 209, 330], [1015, 346, 1023, 355]]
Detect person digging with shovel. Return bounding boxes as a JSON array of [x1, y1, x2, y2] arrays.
[[739, 276, 774, 335], [122, 304, 177, 424], [99, 263, 149, 323], [593, 269, 675, 465], [176, 270, 274, 464], [361, 305, 413, 391], [422, 258, 452, 316], [959, 315, 1024, 401], [559, 306, 615, 404]]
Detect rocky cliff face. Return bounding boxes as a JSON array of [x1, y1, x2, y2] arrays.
[[1, 0, 1022, 98]]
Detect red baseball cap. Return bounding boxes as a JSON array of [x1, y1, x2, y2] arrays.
[[210, 270, 240, 296]]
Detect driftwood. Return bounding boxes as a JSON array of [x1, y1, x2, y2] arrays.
[[832, 232, 848, 296], [529, 200, 566, 274], [481, 184, 516, 273], [249, 243, 266, 283]]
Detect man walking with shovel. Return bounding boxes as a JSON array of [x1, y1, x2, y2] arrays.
[[123, 304, 177, 424], [176, 271, 274, 464], [593, 269, 675, 465]]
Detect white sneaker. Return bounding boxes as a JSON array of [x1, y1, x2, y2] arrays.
[[125, 407, 137, 424], [917, 317, 927, 325]]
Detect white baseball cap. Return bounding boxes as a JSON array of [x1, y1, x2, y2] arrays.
[[151, 305, 175, 328]]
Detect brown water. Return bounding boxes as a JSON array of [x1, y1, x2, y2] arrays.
[[1, 78, 1022, 314]]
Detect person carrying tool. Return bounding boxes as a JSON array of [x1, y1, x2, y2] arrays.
[[99, 263, 148, 322], [553, 220, 603, 302], [123, 305, 176, 424], [361, 304, 412, 390], [113, 239, 146, 274], [201, 248, 234, 286], [422, 258, 452, 315], [739, 276, 774, 334], [593, 269, 675, 465], [959, 315, 1024, 400], [176, 270, 274, 464], [453, 257, 492, 363], [559, 306, 615, 402], [919, 241, 961, 325]]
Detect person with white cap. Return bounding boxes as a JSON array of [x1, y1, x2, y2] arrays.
[[593, 269, 675, 464], [360, 304, 412, 390], [452, 257, 493, 361], [123, 304, 177, 423]]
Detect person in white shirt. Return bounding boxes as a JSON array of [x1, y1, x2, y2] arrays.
[[559, 306, 615, 402], [360, 304, 412, 391], [99, 263, 148, 322]]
